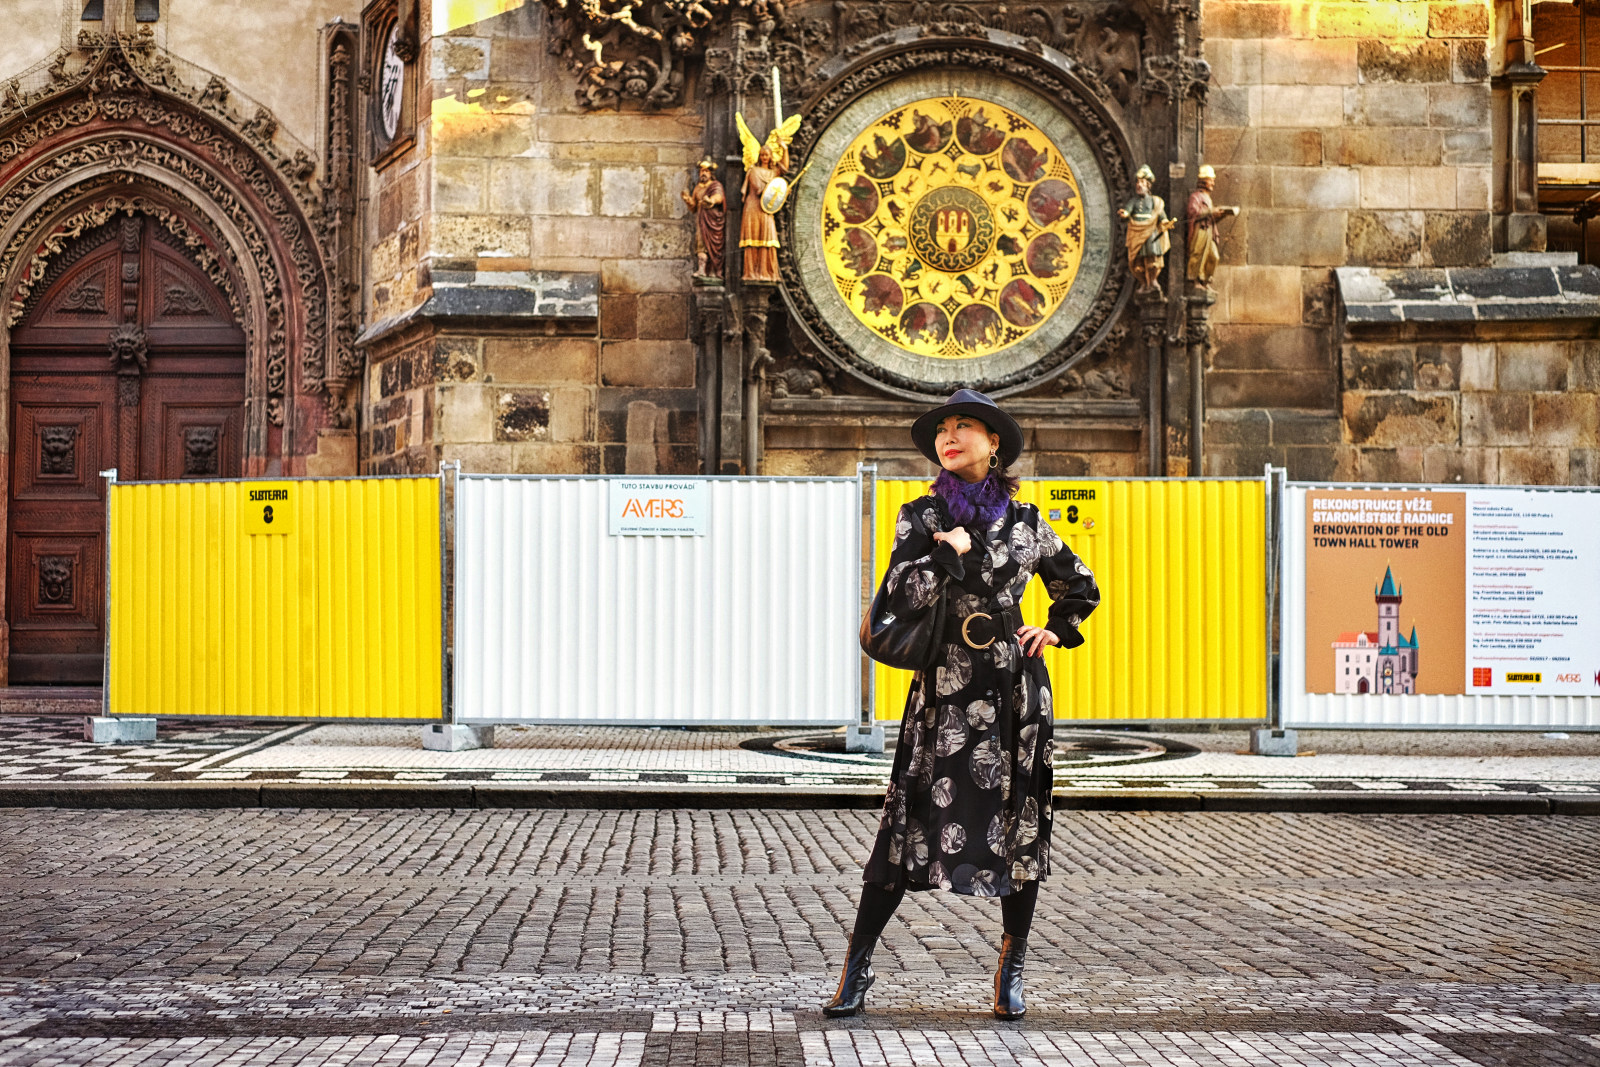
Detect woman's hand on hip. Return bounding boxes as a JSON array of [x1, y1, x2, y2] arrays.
[[932, 527, 972, 555], [1016, 625, 1059, 657]]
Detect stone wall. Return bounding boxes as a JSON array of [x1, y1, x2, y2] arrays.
[[1202, 0, 1497, 480], [362, 0, 702, 475]]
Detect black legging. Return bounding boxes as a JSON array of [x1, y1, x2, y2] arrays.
[[851, 879, 1039, 947]]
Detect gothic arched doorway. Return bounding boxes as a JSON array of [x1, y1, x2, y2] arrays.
[[7, 214, 245, 684]]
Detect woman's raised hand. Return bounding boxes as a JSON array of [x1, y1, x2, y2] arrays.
[[932, 527, 972, 556], [1015, 625, 1059, 657]]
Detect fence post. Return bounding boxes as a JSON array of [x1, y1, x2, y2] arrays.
[[847, 463, 884, 753], [422, 461, 493, 752], [1251, 464, 1296, 755]]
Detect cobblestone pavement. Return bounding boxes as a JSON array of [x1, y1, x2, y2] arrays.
[[4, 717, 1599, 800], [1, 806, 1597, 1065]]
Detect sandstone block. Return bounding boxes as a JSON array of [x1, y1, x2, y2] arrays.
[[1220, 266, 1304, 323], [1207, 87, 1254, 128], [1571, 449, 1600, 485], [601, 293, 637, 339], [1429, 3, 1489, 38], [440, 443, 517, 474], [1531, 393, 1600, 447], [378, 170, 421, 234], [488, 34, 543, 82], [1088, 452, 1141, 477], [531, 216, 641, 261], [434, 337, 481, 383], [433, 36, 490, 80], [554, 142, 656, 164], [638, 292, 689, 340], [1272, 166, 1359, 210], [640, 221, 693, 259], [1205, 127, 1255, 165], [434, 158, 486, 213], [1259, 85, 1345, 128], [1459, 342, 1496, 390], [1342, 345, 1415, 390], [1357, 39, 1450, 82], [601, 340, 695, 388], [1498, 342, 1569, 391], [1332, 128, 1444, 167], [1498, 447, 1568, 485], [438, 384, 495, 443], [600, 166, 651, 217], [1461, 392, 1530, 445], [495, 390, 551, 442], [1443, 129, 1492, 165], [601, 258, 692, 292], [650, 167, 693, 220], [1208, 369, 1337, 409], [1343, 393, 1458, 447], [431, 110, 537, 157], [1415, 344, 1462, 390], [1260, 39, 1358, 84], [1272, 410, 1343, 445], [1284, 445, 1341, 480], [1205, 408, 1271, 446], [1345, 86, 1429, 128], [1256, 129, 1322, 166], [1423, 210, 1491, 264], [1032, 452, 1094, 478], [548, 386, 594, 443], [1346, 210, 1423, 266], [1246, 209, 1347, 265], [1422, 447, 1497, 484], [1214, 164, 1271, 209], [430, 215, 531, 260], [1358, 447, 1427, 482], [511, 442, 603, 475], [1206, 3, 1291, 38], [1316, 3, 1426, 38], [1359, 167, 1412, 210], [483, 338, 598, 384], [1429, 84, 1491, 128], [1211, 325, 1331, 371], [1206, 38, 1261, 86], [538, 113, 706, 146], [1453, 39, 1489, 82], [531, 162, 595, 217], [1408, 167, 1457, 210], [1572, 340, 1600, 390], [1455, 166, 1491, 210]]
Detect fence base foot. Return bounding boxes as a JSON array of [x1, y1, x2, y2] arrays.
[[845, 723, 885, 754], [422, 724, 495, 752], [1250, 727, 1299, 757], [84, 717, 157, 744]]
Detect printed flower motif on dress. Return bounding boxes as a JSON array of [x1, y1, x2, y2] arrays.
[[1075, 557, 1093, 577], [987, 811, 1011, 856], [1016, 724, 1038, 771], [1009, 522, 1039, 568], [969, 735, 1006, 790], [906, 565, 943, 608], [965, 699, 996, 729], [932, 776, 955, 808], [928, 860, 952, 890], [1015, 798, 1040, 848], [991, 639, 1017, 671], [940, 822, 967, 854], [936, 647, 972, 696], [905, 820, 930, 869], [935, 705, 969, 758]]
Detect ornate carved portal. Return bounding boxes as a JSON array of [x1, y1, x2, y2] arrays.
[[544, 0, 1206, 474]]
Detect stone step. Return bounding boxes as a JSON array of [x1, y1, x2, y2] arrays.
[[0, 687, 102, 716]]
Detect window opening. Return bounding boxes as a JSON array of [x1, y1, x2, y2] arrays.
[[134, 0, 159, 21], [1536, 0, 1600, 262], [81, 0, 104, 20]]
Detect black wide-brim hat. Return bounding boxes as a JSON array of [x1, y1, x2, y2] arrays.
[[911, 388, 1025, 468]]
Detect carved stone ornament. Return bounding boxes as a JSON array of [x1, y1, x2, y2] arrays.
[[38, 556, 74, 606], [183, 425, 221, 475], [778, 42, 1134, 400], [38, 426, 78, 476], [0, 34, 342, 431]]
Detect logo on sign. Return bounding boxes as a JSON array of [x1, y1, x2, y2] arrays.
[[1505, 671, 1542, 683], [1472, 667, 1491, 687]]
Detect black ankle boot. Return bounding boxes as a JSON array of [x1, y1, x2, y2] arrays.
[[822, 935, 876, 1017], [993, 934, 1027, 1019]]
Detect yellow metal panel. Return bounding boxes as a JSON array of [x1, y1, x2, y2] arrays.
[[108, 477, 442, 720], [872, 478, 1266, 722]]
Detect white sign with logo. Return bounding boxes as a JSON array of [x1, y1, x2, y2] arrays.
[[608, 478, 709, 536]]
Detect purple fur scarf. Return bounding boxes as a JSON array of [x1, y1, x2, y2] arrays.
[[933, 468, 1010, 528]]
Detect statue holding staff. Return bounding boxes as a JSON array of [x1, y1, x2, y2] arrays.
[[682, 158, 727, 280], [735, 68, 802, 283], [1117, 164, 1175, 295]]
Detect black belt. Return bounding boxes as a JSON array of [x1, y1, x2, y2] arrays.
[[943, 604, 1024, 650]]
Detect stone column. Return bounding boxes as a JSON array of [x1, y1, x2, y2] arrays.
[[1137, 290, 1171, 475], [1185, 288, 1216, 476], [1492, 0, 1547, 251]]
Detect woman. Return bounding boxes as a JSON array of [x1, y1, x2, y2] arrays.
[[826, 388, 1100, 1020], [740, 144, 783, 282]]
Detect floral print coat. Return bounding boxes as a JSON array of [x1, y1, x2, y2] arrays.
[[862, 494, 1100, 897]]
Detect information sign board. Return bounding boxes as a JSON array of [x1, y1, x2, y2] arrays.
[[607, 478, 709, 536]]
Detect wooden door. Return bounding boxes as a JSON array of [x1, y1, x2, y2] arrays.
[[8, 216, 245, 684]]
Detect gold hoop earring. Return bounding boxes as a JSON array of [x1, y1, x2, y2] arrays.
[[989, 452, 999, 469]]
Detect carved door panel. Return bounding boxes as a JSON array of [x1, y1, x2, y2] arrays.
[[7, 216, 245, 685]]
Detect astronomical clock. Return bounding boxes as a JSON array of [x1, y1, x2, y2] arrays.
[[783, 69, 1123, 400]]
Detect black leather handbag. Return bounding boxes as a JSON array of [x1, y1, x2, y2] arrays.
[[859, 578, 946, 672]]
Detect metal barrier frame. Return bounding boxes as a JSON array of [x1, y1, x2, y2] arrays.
[[1281, 479, 1600, 731], [100, 469, 448, 724]]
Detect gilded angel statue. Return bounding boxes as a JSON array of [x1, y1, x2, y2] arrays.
[[735, 107, 802, 282]]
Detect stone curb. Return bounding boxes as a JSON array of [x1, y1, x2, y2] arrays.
[[0, 781, 1596, 814]]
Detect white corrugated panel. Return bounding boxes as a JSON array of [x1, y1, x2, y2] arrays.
[[1282, 484, 1600, 728], [454, 475, 862, 724]]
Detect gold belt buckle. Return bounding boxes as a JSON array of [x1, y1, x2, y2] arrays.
[[961, 611, 996, 650]]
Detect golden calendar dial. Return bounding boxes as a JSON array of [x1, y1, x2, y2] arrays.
[[821, 96, 1086, 361]]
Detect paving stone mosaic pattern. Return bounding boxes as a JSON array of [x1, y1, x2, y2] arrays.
[[1, 807, 1597, 1065], [3, 717, 1599, 798]]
